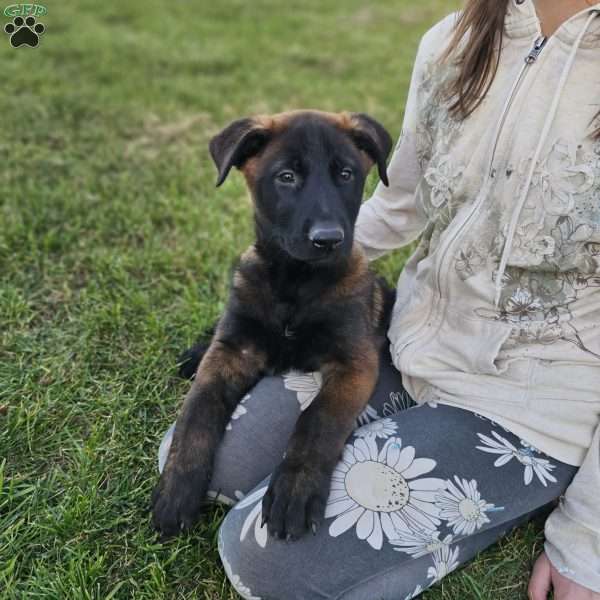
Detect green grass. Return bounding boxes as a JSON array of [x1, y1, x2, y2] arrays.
[[0, 1, 541, 597]]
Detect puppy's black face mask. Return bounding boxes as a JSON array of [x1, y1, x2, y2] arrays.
[[209, 111, 392, 264], [254, 119, 370, 263]]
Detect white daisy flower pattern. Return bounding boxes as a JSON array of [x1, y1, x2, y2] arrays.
[[356, 403, 379, 426], [219, 533, 262, 600], [519, 439, 541, 453], [435, 476, 498, 535], [382, 390, 415, 417], [476, 431, 558, 486], [404, 584, 424, 600], [283, 371, 322, 411], [235, 485, 269, 548], [325, 436, 446, 550], [427, 544, 460, 582], [390, 527, 454, 558], [354, 418, 398, 440], [226, 393, 251, 431], [206, 490, 237, 506]]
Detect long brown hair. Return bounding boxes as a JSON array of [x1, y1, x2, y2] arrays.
[[442, 0, 600, 139]]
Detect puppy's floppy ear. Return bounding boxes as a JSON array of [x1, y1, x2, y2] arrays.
[[209, 117, 272, 187], [346, 113, 393, 187]]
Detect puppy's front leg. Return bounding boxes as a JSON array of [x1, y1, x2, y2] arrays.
[[263, 346, 379, 540], [152, 338, 265, 537]]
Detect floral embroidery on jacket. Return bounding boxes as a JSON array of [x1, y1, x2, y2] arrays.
[[425, 156, 464, 210], [446, 133, 600, 357], [414, 60, 466, 227], [507, 139, 600, 271], [455, 245, 486, 281], [474, 268, 600, 359], [518, 139, 596, 217]]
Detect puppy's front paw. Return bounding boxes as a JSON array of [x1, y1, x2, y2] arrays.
[[262, 461, 329, 540], [151, 466, 209, 539]]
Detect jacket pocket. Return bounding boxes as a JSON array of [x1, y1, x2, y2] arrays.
[[432, 306, 514, 376]]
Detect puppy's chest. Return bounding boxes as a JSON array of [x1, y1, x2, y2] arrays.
[[272, 301, 300, 340], [264, 299, 332, 371], [269, 299, 324, 343]]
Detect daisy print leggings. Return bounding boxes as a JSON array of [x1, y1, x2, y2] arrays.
[[157, 345, 577, 600]]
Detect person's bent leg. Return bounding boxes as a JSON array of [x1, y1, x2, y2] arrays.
[[336, 514, 536, 600], [157, 343, 411, 504], [218, 403, 577, 600]]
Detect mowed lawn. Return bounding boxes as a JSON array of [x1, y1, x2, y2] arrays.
[[1, 1, 544, 598]]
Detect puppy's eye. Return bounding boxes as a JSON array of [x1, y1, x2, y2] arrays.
[[276, 171, 296, 184], [340, 167, 354, 181]]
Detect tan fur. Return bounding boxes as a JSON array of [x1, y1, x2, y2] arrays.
[[232, 245, 264, 301], [238, 245, 259, 267], [195, 336, 266, 386], [241, 156, 261, 189], [320, 347, 379, 416], [159, 310, 267, 481], [322, 244, 370, 301], [239, 111, 375, 189], [257, 109, 348, 131], [371, 283, 384, 328], [285, 347, 379, 462], [254, 109, 364, 136], [240, 135, 286, 193]]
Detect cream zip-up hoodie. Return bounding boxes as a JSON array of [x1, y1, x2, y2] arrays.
[[355, 0, 600, 591]]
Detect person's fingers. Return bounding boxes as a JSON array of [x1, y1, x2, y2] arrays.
[[528, 553, 552, 600]]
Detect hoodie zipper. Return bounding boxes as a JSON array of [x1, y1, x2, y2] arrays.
[[433, 35, 548, 300], [396, 36, 548, 360], [525, 35, 548, 63], [486, 36, 547, 178]]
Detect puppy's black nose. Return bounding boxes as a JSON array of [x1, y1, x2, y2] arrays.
[[308, 225, 344, 250]]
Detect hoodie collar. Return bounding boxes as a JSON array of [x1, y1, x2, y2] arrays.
[[505, 0, 600, 48]]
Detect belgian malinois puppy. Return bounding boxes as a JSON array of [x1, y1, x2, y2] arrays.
[[152, 110, 395, 540]]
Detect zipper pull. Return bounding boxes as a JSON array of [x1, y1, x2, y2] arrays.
[[525, 36, 547, 64]]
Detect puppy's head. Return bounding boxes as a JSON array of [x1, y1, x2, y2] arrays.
[[209, 110, 392, 263]]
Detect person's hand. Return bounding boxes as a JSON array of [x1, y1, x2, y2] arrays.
[[528, 552, 600, 600]]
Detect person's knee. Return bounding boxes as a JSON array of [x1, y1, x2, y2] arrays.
[[157, 374, 300, 504], [218, 507, 327, 600], [210, 374, 301, 501], [218, 510, 283, 600]]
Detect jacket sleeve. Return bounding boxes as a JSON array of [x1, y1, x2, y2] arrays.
[[544, 422, 600, 593], [354, 34, 431, 262]]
